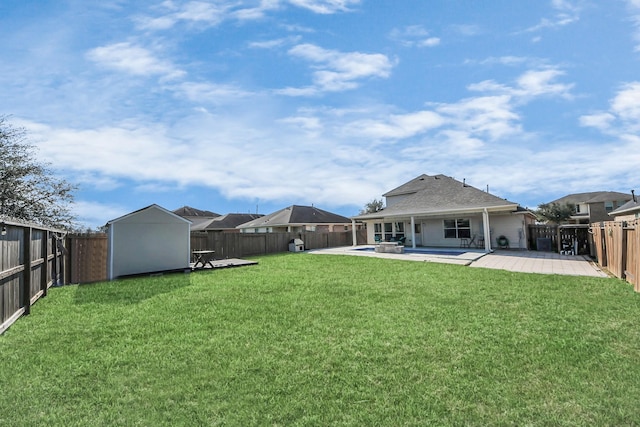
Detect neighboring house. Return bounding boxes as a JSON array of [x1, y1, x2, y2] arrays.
[[237, 205, 354, 233], [352, 174, 536, 251], [191, 213, 264, 232], [173, 205, 220, 230], [549, 192, 631, 224], [609, 191, 640, 221], [107, 204, 191, 280]]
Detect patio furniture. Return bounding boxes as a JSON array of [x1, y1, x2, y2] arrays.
[[496, 235, 509, 249], [460, 235, 476, 248]]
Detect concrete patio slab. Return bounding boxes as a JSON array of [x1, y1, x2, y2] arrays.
[[469, 250, 608, 277], [308, 246, 608, 277]]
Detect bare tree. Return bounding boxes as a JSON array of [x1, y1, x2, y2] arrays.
[[0, 116, 76, 229]]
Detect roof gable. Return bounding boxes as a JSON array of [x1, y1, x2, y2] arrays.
[[108, 204, 192, 225], [356, 174, 521, 219]]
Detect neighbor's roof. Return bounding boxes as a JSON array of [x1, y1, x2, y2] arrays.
[[191, 213, 264, 231], [237, 205, 352, 229], [172, 206, 220, 217], [355, 174, 522, 220], [550, 191, 631, 205], [610, 198, 640, 216]]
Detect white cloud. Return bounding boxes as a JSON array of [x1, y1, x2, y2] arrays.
[[580, 82, 640, 133], [285, 43, 395, 93], [174, 81, 254, 104], [135, 0, 357, 31], [345, 111, 444, 139], [86, 42, 185, 79], [390, 25, 440, 48], [468, 67, 573, 101], [286, 0, 360, 14], [523, 0, 581, 33]]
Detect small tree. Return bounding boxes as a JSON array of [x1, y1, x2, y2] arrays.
[[0, 116, 77, 229], [535, 202, 575, 224], [360, 198, 384, 215]]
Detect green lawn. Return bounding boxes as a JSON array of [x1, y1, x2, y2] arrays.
[[2, 253, 640, 426]]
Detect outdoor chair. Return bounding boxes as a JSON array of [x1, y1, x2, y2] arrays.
[[461, 235, 476, 248]]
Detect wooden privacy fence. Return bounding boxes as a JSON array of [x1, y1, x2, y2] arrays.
[[591, 220, 640, 291], [64, 230, 367, 284], [0, 220, 66, 334], [527, 224, 591, 255], [191, 229, 367, 260]]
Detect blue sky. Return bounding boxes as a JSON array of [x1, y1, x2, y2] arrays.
[[2, 0, 640, 228]]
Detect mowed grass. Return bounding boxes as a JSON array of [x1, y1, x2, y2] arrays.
[[2, 253, 640, 426]]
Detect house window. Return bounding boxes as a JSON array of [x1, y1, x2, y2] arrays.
[[384, 222, 393, 241], [605, 201, 614, 212], [374, 223, 382, 242], [394, 222, 405, 240], [444, 219, 471, 239]]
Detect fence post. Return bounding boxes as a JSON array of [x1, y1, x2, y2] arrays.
[[41, 230, 49, 296], [22, 226, 32, 316]]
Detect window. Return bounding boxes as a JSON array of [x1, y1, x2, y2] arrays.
[[394, 222, 405, 240], [444, 219, 471, 239], [384, 222, 393, 241], [605, 201, 614, 212], [374, 223, 382, 242]]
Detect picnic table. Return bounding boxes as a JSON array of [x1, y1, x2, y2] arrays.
[[192, 250, 216, 268]]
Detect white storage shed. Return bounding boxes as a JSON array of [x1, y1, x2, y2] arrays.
[[107, 204, 191, 280]]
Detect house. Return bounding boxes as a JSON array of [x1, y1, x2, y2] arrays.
[[191, 213, 264, 232], [609, 191, 640, 221], [107, 204, 191, 280], [237, 205, 354, 233], [172, 206, 220, 231], [549, 192, 631, 224], [352, 174, 536, 251]]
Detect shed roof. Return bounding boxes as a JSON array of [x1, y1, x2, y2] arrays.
[[107, 204, 192, 225], [237, 205, 351, 229]]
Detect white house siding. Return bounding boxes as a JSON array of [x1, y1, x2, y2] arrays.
[[364, 212, 533, 250], [108, 205, 190, 280]]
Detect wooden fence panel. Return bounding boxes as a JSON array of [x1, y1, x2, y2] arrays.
[[66, 234, 108, 284], [591, 220, 640, 292], [627, 220, 639, 291], [0, 221, 65, 334]]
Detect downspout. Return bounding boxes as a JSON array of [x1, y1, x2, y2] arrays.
[[483, 208, 492, 252], [410, 216, 416, 248], [351, 219, 357, 246]]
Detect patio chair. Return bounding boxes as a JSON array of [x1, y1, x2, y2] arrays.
[[461, 235, 476, 248], [397, 236, 406, 245]]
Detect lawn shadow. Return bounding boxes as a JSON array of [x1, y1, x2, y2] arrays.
[[73, 271, 194, 306]]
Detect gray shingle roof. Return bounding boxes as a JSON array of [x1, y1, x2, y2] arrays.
[[550, 191, 631, 205], [355, 174, 521, 219], [192, 213, 264, 231], [610, 198, 640, 215], [237, 205, 352, 228], [172, 206, 220, 217]]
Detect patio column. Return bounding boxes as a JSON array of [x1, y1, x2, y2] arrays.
[[410, 216, 416, 248], [483, 208, 492, 252], [351, 219, 357, 246]]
